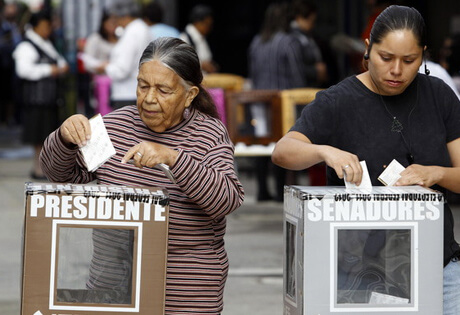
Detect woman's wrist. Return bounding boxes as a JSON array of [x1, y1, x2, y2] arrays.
[[58, 127, 78, 150], [167, 149, 180, 167]]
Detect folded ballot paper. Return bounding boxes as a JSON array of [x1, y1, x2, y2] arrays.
[[80, 114, 116, 172], [344, 160, 372, 191], [80, 114, 177, 183], [378, 159, 406, 186]]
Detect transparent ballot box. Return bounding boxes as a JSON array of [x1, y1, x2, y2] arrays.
[[21, 182, 169, 315], [283, 186, 444, 315]]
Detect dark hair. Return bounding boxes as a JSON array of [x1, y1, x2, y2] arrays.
[[139, 37, 219, 119], [188, 4, 213, 24], [143, 2, 164, 24], [29, 9, 51, 27], [98, 10, 111, 40], [260, 2, 291, 42], [368, 5, 427, 53], [292, 0, 317, 19]]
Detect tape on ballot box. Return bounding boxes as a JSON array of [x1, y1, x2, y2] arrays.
[[21, 182, 169, 315], [283, 186, 444, 315]]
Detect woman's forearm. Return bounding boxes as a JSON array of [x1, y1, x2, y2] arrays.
[[272, 136, 324, 171]]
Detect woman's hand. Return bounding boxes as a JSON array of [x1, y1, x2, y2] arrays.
[[319, 145, 362, 185], [395, 164, 443, 188], [60, 114, 91, 147], [121, 141, 179, 169]]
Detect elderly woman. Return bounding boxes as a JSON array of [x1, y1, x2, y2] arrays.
[[40, 37, 244, 314]]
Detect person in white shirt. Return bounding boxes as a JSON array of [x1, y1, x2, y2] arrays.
[[82, 10, 118, 73], [420, 59, 460, 100], [142, 2, 180, 40], [12, 9, 69, 180], [180, 5, 218, 73], [95, 0, 152, 109]]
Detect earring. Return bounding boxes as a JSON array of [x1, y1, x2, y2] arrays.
[[183, 107, 190, 119], [424, 63, 430, 75], [364, 53, 369, 60]]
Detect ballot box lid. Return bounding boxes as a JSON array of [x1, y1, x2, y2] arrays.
[[286, 185, 443, 201], [25, 182, 169, 204]]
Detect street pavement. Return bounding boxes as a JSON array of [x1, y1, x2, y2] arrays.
[[2, 125, 460, 315]]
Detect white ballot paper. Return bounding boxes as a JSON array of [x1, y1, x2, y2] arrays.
[[369, 291, 409, 305], [344, 160, 372, 191], [80, 114, 116, 172], [378, 159, 406, 186]]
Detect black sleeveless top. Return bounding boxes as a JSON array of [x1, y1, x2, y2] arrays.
[[20, 38, 59, 107]]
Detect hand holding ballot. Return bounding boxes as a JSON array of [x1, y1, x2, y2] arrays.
[[60, 113, 179, 174], [395, 163, 444, 188], [61, 114, 115, 172], [60, 114, 92, 148], [317, 145, 363, 185]]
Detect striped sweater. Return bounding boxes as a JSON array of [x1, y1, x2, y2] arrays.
[[40, 106, 245, 314]]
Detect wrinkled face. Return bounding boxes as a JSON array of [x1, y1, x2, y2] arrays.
[[136, 60, 197, 133], [367, 29, 424, 96]]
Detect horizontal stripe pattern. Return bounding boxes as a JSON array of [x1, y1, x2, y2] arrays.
[[40, 106, 244, 314]]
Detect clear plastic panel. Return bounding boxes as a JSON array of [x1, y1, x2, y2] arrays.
[[337, 229, 411, 305], [56, 227, 134, 305], [285, 221, 297, 300]]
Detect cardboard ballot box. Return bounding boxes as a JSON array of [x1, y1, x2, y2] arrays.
[[283, 186, 444, 315], [21, 182, 169, 315]]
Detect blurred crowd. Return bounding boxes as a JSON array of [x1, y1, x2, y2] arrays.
[[2, 0, 460, 189]]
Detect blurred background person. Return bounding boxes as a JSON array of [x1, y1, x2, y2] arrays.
[[74, 37, 95, 118], [142, 1, 180, 40], [12, 9, 69, 180], [439, 34, 460, 95], [249, 2, 306, 92], [330, 0, 397, 75], [78, 10, 118, 117], [0, 2, 22, 127], [81, 10, 117, 73], [248, 2, 306, 201], [361, 0, 395, 41], [180, 4, 218, 74], [420, 57, 460, 99], [290, 0, 328, 87], [95, 0, 151, 110]]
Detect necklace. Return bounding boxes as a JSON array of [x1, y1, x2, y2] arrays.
[[379, 95, 406, 133], [390, 116, 404, 132], [370, 74, 418, 164], [377, 82, 418, 133]]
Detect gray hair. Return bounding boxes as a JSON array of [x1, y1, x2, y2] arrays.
[[107, 0, 140, 18], [138, 37, 219, 119]]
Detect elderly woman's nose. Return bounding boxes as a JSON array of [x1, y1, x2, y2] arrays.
[[145, 88, 158, 102]]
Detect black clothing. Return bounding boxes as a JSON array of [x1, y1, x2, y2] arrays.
[[20, 39, 58, 108], [19, 39, 61, 144], [291, 26, 322, 87], [292, 74, 460, 266]]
